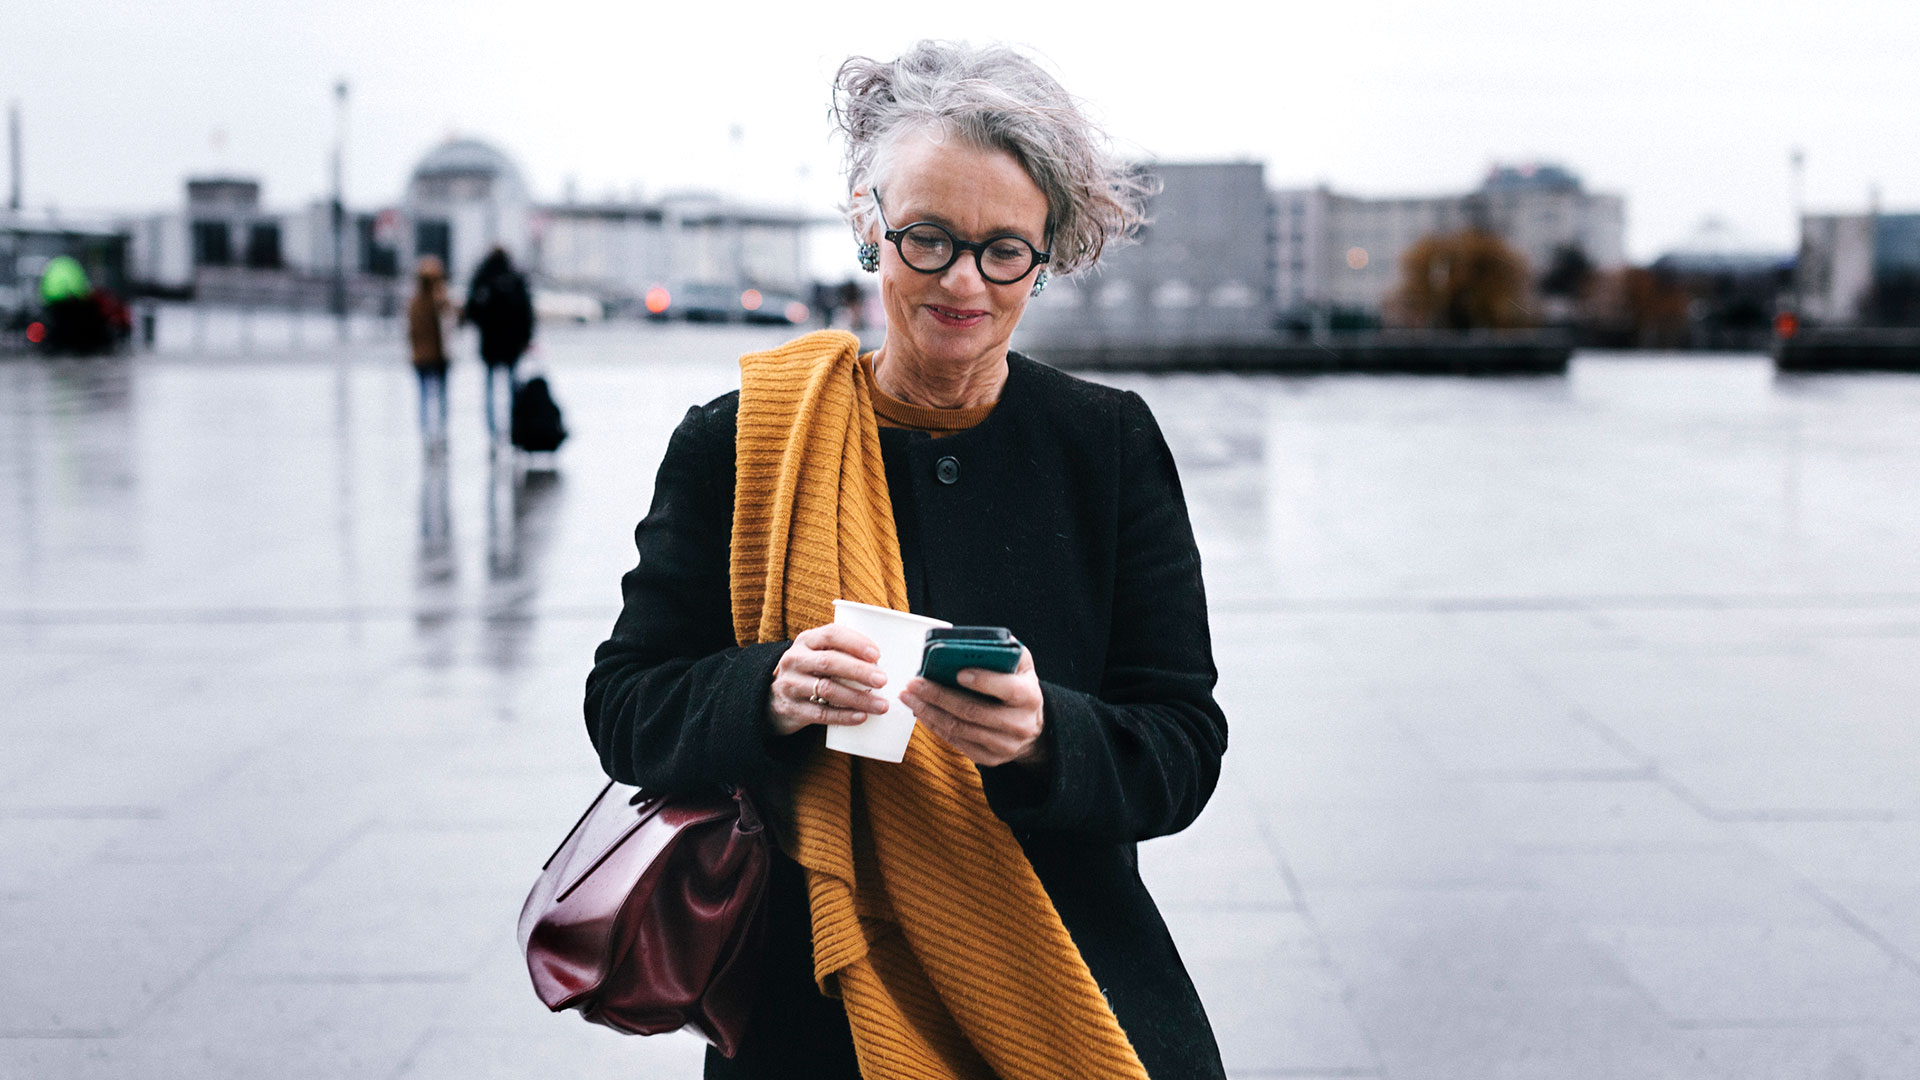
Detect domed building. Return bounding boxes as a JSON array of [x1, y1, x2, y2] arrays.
[[401, 138, 533, 288]]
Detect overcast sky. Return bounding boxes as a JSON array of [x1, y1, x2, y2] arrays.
[[7, 0, 1917, 264]]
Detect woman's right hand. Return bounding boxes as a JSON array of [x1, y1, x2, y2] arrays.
[[766, 624, 891, 737]]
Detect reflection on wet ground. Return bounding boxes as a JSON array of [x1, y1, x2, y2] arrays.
[[4, 321, 1920, 1079]]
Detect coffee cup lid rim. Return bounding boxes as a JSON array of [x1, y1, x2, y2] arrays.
[[830, 599, 953, 628]]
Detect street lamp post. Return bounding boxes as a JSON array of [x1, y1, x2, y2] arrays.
[[330, 80, 349, 335], [7, 101, 21, 213], [1789, 148, 1805, 319]]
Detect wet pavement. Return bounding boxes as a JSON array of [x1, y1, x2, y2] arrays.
[[4, 313, 1920, 1079]]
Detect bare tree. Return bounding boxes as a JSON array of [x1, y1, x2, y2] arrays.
[[1390, 229, 1533, 330]]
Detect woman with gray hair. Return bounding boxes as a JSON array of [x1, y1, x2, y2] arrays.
[[586, 40, 1226, 1080]]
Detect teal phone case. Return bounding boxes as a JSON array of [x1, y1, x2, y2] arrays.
[[918, 639, 1022, 689]]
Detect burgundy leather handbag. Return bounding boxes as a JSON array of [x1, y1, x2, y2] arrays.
[[517, 781, 770, 1056]]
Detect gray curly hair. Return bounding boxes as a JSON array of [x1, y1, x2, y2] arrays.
[[833, 41, 1155, 277]]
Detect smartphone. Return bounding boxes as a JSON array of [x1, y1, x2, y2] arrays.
[[918, 626, 1023, 690]]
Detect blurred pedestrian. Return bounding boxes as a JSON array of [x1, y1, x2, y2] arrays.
[[461, 247, 535, 443], [836, 278, 866, 331], [408, 255, 452, 448], [811, 280, 839, 328]]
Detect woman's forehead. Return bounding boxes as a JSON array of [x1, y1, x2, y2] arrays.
[[881, 133, 1048, 236]]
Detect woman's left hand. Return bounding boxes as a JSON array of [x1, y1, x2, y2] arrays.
[[899, 648, 1047, 768]]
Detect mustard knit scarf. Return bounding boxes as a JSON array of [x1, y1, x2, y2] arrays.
[[729, 330, 1150, 1080]]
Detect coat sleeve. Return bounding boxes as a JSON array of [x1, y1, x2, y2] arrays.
[[583, 401, 801, 800], [983, 391, 1228, 843]]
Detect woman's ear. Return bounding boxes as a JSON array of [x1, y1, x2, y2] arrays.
[[851, 188, 879, 242]]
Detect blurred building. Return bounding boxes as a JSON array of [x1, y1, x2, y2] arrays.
[[127, 176, 400, 309], [1019, 161, 1273, 346], [1273, 163, 1625, 325], [123, 137, 813, 315], [1648, 217, 1793, 349], [536, 191, 814, 311], [1798, 210, 1920, 326]]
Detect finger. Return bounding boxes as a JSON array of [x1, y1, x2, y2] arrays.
[[811, 698, 876, 727], [954, 666, 1040, 708], [911, 699, 1021, 764], [794, 648, 888, 689], [904, 681, 1039, 752], [770, 695, 869, 735], [812, 674, 890, 715], [796, 623, 881, 662], [773, 682, 874, 728], [780, 668, 888, 715], [787, 633, 888, 688], [778, 643, 886, 691], [907, 677, 1014, 728]]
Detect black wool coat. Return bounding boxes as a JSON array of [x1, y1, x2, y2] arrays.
[[462, 256, 534, 366], [584, 353, 1230, 1080]]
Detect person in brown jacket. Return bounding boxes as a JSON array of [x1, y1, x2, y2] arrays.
[[408, 256, 451, 447]]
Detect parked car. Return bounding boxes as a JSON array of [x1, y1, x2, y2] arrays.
[[642, 283, 811, 325], [534, 289, 605, 324], [741, 288, 812, 326]]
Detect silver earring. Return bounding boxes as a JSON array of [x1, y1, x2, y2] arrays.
[[1030, 269, 1050, 297], [856, 242, 880, 273]]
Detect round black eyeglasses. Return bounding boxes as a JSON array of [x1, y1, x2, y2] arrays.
[[874, 189, 1051, 286]]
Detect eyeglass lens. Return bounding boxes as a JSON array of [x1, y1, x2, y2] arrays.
[[896, 224, 1040, 284]]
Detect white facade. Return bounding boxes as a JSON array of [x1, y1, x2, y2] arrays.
[[536, 205, 670, 300], [1796, 214, 1877, 324], [126, 212, 192, 287], [126, 177, 338, 290], [121, 139, 814, 311], [534, 194, 814, 305]]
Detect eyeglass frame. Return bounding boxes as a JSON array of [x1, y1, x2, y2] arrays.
[[872, 188, 1052, 286]]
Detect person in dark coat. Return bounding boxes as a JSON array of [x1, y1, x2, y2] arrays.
[[583, 42, 1220, 1080], [461, 246, 535, 442]]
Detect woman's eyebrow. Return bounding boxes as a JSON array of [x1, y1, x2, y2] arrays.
[[925, 214, 1036, 242], [898, 207, 1040, 242]]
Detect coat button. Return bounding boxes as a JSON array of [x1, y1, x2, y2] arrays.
[[935, 456, 960, 484]]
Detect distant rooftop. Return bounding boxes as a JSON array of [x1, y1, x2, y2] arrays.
[[410, 138, 526, 187], [186, 177, 261, 210], [1657, 216, 1791, 272], [1480, 163, 1584, 194], [0, 209, 127, 238]]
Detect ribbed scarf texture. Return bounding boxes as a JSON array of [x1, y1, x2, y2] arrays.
[[729, 331, 1150, 1080]]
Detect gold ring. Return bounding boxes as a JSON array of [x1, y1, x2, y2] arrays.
[[809, 676, 830, 705]]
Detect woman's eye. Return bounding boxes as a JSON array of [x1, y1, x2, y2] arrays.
[[986, 240, 1029, 263], [905, 229, 949, 253]]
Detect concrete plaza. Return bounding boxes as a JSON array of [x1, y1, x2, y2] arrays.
[[4, 315, 1920, 1078]]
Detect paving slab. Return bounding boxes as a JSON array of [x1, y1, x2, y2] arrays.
[[5, 329, 1920, 1076]]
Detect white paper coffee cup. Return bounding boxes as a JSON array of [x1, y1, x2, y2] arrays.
[[824, 599, 951, 762]]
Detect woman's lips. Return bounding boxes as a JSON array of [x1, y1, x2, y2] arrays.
[[926, 304, 988, 327]]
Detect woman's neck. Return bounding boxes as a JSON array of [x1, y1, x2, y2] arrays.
[[871, 345, 1009, 409]]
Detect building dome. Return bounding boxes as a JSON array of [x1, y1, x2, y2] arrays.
[[1658, 216, 1789, 274], [401, 137, 533, 287], [409, 138, 528, 193]]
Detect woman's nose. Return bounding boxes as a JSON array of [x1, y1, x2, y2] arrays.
[[940, 253, 987, 293]]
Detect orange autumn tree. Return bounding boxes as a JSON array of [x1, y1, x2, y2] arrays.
[[1390, 229, 1533, 330]]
